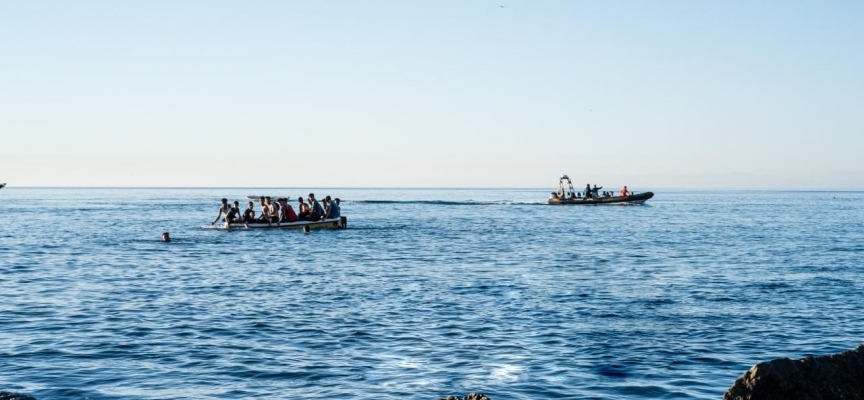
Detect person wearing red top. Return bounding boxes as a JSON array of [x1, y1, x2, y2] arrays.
[[279, 198, 298, 222], [620, 186, 630, 197]]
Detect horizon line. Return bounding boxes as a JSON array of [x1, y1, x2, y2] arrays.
[[2, 186, 863, 192]]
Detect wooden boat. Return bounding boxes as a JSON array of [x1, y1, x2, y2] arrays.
[[217, 217, 347, 230], [548, 175, 653, 205]]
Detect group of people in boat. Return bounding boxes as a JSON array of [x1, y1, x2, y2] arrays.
[[555, 184, 631, 200], [211, 193, 341, 227]]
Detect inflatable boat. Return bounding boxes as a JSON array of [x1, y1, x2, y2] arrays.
[[217, 217, 347, 230], [548, 174, 653, 205], [549, 192, 654, 205]]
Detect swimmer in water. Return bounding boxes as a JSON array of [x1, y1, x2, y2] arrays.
[[162, 232, 170, 242]]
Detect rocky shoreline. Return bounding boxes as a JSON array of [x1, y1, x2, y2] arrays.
[[725, 344, 864, 400], [0, 392, 36, 400]]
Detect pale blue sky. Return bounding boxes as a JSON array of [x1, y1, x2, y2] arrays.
[[1, 1, 862, 188]]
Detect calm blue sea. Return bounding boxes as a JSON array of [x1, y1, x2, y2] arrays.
[[1, 188, 863, 399]]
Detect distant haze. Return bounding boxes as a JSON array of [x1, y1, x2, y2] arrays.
[[1, 1, 862, 188]]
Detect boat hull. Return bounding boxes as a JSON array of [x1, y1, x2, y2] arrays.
[[549, 192, 654, 205], [218, 217, 347, 229]]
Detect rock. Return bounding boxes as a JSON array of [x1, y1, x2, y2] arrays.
[[724, 344, 864, 400], [0, 392, 37, 400], [437, 393, 490, 400]]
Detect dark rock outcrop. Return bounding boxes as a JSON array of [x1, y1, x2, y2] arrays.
[[0, 392, 36, 400], [437, 393, 490, 400], [725, 344, 864, 400]]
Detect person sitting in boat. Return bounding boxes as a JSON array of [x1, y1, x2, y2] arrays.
[[267, 197, 281, 224], [256, 196, 266, 216], [258, 197, 272, 224], [279, 198, 298, 222], [297, 197, 311, 219], [211, 198, 231, 225], [305, 193, 324, 221], [242, 201, 256, 223], [620, 186, 629, 197], [225, 201, 244, 225], [324, 195, 340, 219]]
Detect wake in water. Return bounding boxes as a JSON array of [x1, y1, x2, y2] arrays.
[[348, 200, 546, 206]]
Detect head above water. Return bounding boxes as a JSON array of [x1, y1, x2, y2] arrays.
[[162, 232, 170, 242]]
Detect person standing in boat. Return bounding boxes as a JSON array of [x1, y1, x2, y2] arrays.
[[584, 184, 592, 199], [211, 198, 231, 225], [306, 193, 324, 221], [620, 186, 629, 197], [591, 184, 603, 198]]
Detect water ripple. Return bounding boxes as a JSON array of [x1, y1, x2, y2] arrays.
[[1, 188, 863, 399]]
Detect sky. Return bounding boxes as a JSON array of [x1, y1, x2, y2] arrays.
[[1, 1, 862, 188]]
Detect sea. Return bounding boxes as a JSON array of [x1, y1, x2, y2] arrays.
[[1, 188, 863, 400]]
